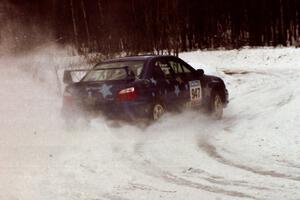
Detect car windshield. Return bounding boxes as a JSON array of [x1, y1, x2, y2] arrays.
[[82, 61, 145, 81]]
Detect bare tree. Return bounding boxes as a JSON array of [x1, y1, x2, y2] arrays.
[[81, 0, 91, 50], [7, 0, 300, 55], [70, 0, 79, 49]]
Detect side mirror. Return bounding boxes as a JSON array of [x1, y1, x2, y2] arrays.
[[63, 70, 73, 84], [196, 69, 204, 76]]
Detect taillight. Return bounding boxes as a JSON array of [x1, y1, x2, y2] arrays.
[[117, 87, 138, 101]]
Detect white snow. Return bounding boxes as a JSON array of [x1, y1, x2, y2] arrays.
[[1, 47, 300, 200]]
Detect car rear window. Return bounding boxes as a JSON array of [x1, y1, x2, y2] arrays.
[[82, 61, 145, 81]]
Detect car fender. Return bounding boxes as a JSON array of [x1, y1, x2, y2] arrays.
[[205, 75, 227, 103]]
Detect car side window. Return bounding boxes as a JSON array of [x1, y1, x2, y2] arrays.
[[152, 64, 165, 79], [168, 59, 192, 74], [154, 60, 173, 79], [181, 63, 192, 74], [169, 61, 183, 74]]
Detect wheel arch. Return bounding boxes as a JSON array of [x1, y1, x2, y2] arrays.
[[209, 82, 226, 104]]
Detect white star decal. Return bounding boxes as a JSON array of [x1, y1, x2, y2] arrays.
[[99, 84, 112, 98], [150, 78, 157, 85], [174, 85, 180, 96]]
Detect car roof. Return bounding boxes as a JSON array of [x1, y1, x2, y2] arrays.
[[103, 55, 177, 63]]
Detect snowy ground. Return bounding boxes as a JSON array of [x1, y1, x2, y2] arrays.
[[1, 47, 300, 200]]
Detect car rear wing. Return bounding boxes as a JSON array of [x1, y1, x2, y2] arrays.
[[63, 66, 135, 84]]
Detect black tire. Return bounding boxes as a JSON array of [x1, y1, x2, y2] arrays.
[[209, 91, 224, 120]]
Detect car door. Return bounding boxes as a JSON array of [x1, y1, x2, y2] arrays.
[[149, 58, 181, 109], [167, 57, 204, 107]]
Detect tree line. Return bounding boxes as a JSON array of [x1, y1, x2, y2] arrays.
[[3, 0, 300, 56]]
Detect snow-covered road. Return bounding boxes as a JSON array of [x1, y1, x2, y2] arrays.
[[1, 48, 300, 200]]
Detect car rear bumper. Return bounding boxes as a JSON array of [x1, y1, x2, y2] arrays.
[[99, 101, 152, 119], [62, 100, 152, 121]]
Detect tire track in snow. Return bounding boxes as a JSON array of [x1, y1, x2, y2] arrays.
[[103, 194, 131, 200], [159, 171, 260, 200], [116, 141, 264, 200], [203, 70, 300, 182], [181, 167, 270, 192], [134, 141, 269, 192], [276, 160, 300, 170], [198, 142, 300, 182]]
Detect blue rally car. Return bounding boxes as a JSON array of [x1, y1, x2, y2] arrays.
[[62, 55, 228, 123]]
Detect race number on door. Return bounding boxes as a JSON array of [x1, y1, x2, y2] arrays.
[[189, 80, 202, 105]]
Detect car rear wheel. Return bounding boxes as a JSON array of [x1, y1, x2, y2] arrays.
[[152, 103, 165, 120], [210, 92, 224, 120]]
